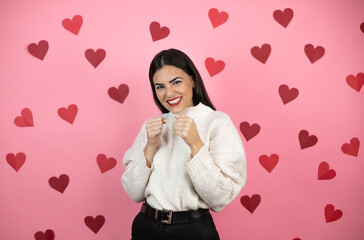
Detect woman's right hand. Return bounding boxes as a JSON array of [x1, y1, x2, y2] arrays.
[[144, 116, 167, 167]]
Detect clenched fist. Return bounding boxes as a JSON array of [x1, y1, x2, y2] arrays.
[[144, 116, 167, 167]]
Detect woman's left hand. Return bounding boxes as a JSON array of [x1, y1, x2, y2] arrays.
[[174, 114, 204, 157]]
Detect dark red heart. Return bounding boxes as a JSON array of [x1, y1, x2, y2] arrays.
[[205, 57, 225, 77], [150, 21, 170, 42], [273, 8, 294, 28], [108, 84, 129, 104], [304, 44, 325, 63], [62, 15, 83, 35], [97, 154, 117, 173], [85, 49, 106, 68], [14, 108, 34, 127], [240, 194, 261, 214], [299, 130, 318, 149], [251, 44, 271, 64], [6, 152, 26, 172], [34, 229, 54, 240], [58, 104, 78, 124], [208, 8, 229, 28], [341, 137, 360, 157], [346, 73, 364, 92], [360, 22, 364, 33], [49, 174, 69, 193], [279, 84, 299, 104], [325, 204, 343, 223], [84, 215, 105, 233], [259, 154, 279, 173], [318, 162, 336, 180], [239, 122, 260, 141], [27, 40, 48, 60]]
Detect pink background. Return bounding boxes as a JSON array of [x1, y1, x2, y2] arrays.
[[1, 0, 364, 239]]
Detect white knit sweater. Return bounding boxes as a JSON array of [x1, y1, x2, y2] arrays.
[[121, 103, 247, 212]]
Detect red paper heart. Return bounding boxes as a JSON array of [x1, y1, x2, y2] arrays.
[[318, 162, 336, 180], [84, 215, 105, 233], [6, 152, 26, 172], [58, 104, 78, 124], [62, 15, 83, 35], [325, 204, 343, 223], [360, 22, 364, 33], [346, 73, 364, 92], [251, 44, 271, 64], [341, 137, 360, 157], [208, 8, 229, 28], [14, 108, 34, 127], [304, 44, 325, 63], [108, 84, 129, 104], [97, 154, 117, 173], [34, 229, 55, 240], [240, 194, 261, 214], [273, 8, 294, 28], [27, 40, 49, 60], [239, 122, 260, 141], [205, 57, 225, 77], [259, 154, 279, 173], [150, 21, 170, 42], [299, 130, 318, 149], [85, 49, 106, 68], [49, 174, 69, 193], [279, 84, 299, 104]]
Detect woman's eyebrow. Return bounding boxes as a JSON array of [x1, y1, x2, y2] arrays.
[[154, 77, 183, 86]]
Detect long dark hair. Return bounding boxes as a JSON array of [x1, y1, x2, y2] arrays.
[[149, 48, 216, 113]]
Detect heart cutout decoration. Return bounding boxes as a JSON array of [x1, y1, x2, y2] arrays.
[[205, 57, 225, 77], [341, 137, 360, 157], [58, 104, 78, 124], [108, 84, 129, 104], [304, 44, 325, 63], [85, 49, 106, 68], [6, 152, 26, 172], [208, 8, 229, 28], [240, 122, 260, 141], [299, 130, 318, 149], [14, 108, 34, 127], [279, 84, 299, 104], [273, 8, 294, 28], [34, 229, 55, 240], [346, 73, 364, 92], [84, 215, 105, 234], [360, 22, 364, 33], [49, 174, 70, 193], [150, 21, 170, 42], [318, 162, 336, 180], [259, 154, 279, 173], [97, 154, 117, 173], [325, 204, 343, 223], [28, 40, 49, 60], [62, 15, 83, 35], [251, 44, 271, 64], [240, 194, 261, 214]]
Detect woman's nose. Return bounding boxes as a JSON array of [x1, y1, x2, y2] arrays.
[[165, 86, 174, 97]]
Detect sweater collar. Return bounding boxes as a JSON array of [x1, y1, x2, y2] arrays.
[[166, 102, 214, 121]]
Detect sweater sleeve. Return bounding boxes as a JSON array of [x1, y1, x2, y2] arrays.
[[121, 121, 152, 203], [185, 114, 247, 212]]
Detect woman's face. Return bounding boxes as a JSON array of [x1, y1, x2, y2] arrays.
[[153, 65, 195, 114]]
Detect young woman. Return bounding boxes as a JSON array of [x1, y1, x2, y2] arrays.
[[121, 49, 247, 240]]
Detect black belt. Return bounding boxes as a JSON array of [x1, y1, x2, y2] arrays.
[[140, 202, 210, 224]]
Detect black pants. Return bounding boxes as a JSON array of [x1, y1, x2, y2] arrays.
[[131, 212, 220, 240]]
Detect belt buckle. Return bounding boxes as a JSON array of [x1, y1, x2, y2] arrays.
[[160, 209, 173, 224]]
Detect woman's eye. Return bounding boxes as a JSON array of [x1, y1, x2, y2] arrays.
[[173, 81, 181, 85], [155, 85, 164, 90]]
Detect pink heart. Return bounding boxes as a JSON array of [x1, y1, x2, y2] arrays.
[[34, 229, 55, 240], [318, 162, 336, 180], [208, 8, 229, 28], [97, 154, 117, 173], [341, 137, 360, 157], [205, 57, 225, 77], [325, 204, 343, 223], [85, 49, 106, 68], [150, 21, 170, 42], [84, 215, 105, 233], [346, 73, 364, 93], [62, 15, 83, 35], [27, 40, 49, 60], [259, 154, 279, 173], [6, 152, 26, 172], [58, 104, 78, 124], [239, 122, 260, 141], [299, 130, 318, 149], [108, 84, 129, 104], [279, 84, 299, 104], [304, 44, 325, 63], [251, 44, 271, 64], [49, 174, 70, 193], [240, 194, 261, 214], [14, 108, 34, 127], [273, 8, 294, 28]]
